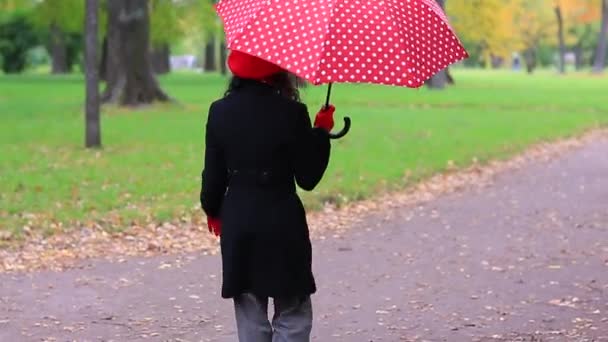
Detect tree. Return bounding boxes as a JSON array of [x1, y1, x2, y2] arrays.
[[46, 27, 82, 74], [593, 0, 608, 73], [99, 36, 108, 80], [573, 24, 594, 69], [554, 0, 601, 71], [101, 0, 169, 106], [31, 0, 85, 74], [448, 0, 599, 72], [515, 1, 559, 73], [176, 0, 225, 73], [0, 0, 33, 12], [151, 44, 171, 74], [568, 1, 600, 70], [448, 0, 524, 68], [204, 35, 218, 72], [0, 11, 38, 73], [554, 3, 567, 73], [149, 0, 181, 74], [426, 0, 448, 89], [85, 0, 101, 148], [219, 41, 227, 75]]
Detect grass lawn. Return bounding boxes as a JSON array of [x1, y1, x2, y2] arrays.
[[1, 70, 607, 237]]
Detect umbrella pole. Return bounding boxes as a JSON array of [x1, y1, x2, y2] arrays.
[[323, 82, 352, 140], [324, 83, 333, 109]]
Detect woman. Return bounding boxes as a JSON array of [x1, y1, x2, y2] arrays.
[[200, 50, 336, 342]]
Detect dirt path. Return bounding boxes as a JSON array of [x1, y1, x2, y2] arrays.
[[1, 138, 607, 342]]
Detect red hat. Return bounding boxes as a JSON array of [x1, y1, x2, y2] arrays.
[[227, 50, 283, 80]]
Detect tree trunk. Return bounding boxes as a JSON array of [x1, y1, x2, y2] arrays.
[[101, 0, 169, 106], [49, 23, 69, 74], [151, 44, 171, 74], [574, 25, 592, 71], [574, 44, 584, 70], [490, 54, 504, 69], [592, 0, 608, 73], [219, 41, 227, 75], [445, 67, 454, 85], [204, 37, 217, 72], [65, 32, 82, 72], [523, 48, 537, 74], [555, 5, 566, 74], [426, 0, 448, 89], [426, 69, 447, 89], [99, 36, 108, 81], [85, 0, 101, 148]]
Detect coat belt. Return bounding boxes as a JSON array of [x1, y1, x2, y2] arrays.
[[227, 168, 295, 191]]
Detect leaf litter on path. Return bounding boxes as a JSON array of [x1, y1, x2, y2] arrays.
[[1, 130, 607, 273]]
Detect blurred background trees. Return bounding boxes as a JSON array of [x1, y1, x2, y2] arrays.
[[446, 0, 603, 73]]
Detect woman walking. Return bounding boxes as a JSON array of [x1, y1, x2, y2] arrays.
[[200, 50, 336, 342]]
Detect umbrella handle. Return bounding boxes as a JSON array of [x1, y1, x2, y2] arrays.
[[328, 116, 351, 140], [324, 83, 350, 139]]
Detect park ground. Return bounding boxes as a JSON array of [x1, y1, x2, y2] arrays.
[[2, 70, 608, 236], [1, 125, 607, 341], [0, 70, 607, 340]]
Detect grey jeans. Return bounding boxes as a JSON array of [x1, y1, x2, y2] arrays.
[[233, 293, 313, 342]]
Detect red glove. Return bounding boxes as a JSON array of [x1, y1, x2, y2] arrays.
[[207, 216, 221, 237], [314, 105, 335, 132]]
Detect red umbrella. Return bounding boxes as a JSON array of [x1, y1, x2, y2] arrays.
[[216, 0, 468, 137]]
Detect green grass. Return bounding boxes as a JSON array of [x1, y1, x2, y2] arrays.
[[1, 70, 607, 236]]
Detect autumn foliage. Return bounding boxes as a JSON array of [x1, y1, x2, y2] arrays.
[[446, 0, 603, 71]]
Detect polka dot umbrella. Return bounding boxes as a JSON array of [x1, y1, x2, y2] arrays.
[[216, 0, 469, 138]]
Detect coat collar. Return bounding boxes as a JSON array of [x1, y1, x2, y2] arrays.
[[236, 78, 279, 94]]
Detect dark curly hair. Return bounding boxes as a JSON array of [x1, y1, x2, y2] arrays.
[[224, 72, 301, 102]]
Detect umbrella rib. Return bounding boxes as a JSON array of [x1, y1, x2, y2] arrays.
[[413, 0, 469, 77], [311, 0, 340, 84], [224, 0, 272, 51], [381, 0, 411, 81], [384, 0, 466, 86]]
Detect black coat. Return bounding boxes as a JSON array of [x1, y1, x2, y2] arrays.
[[200, 79, 331, 299]]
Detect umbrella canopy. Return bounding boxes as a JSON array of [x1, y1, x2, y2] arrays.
[[216, 0, 468, 88]]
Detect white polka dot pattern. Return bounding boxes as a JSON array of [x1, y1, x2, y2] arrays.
[[216, 0, 468, 87]]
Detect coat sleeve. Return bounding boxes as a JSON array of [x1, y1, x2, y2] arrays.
[[292, 104, 331, 191], [200, 104, 228, 218]]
